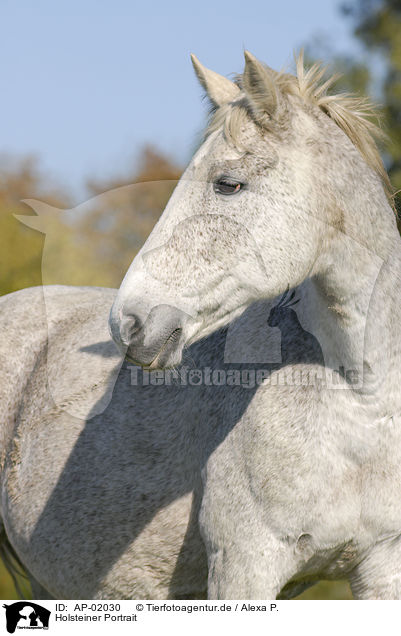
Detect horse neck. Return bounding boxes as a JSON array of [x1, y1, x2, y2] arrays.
[[302, 198, 401, 410]]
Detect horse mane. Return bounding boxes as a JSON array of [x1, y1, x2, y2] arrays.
[[206, 52, 394, 208]]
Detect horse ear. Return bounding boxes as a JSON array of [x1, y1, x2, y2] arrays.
[[191, 54, 240, 108], [243, 50, 279, 120]]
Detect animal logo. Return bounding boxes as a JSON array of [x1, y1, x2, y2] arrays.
[[2, 602, 50, 633], [268, 289, 325, 367]]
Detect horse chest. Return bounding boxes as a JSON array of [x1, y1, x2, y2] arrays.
[[202, 384, 401, 561]]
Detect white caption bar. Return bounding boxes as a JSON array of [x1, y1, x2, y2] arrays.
[[1, 599, 398, 635]]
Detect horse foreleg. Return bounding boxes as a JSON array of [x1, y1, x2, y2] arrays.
[[204, 538, 298, 599], [349, 535, 401, 599]]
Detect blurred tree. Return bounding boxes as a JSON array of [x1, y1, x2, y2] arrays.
[[307, 0, 401, 212], [0, 147, 182, 296], [341, 0, 401, 209], [80, 145, 182, 286], [0, 155, 66, 296]]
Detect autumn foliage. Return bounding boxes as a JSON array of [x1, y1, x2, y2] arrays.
[[0, 146, 182, 296]]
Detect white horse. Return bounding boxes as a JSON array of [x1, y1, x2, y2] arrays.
[[1, 51, 401, 600]]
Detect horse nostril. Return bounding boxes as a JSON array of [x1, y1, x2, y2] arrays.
[[122, 313, 143, 344], [128, 322, 141, 339]]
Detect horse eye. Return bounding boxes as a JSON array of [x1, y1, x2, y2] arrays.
[[213, 177, 244, 196]]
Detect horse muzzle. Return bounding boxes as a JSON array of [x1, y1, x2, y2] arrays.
[[109, 302, 188, 369]]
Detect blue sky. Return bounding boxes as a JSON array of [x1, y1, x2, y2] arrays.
[[1, 0, 359, 200]]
